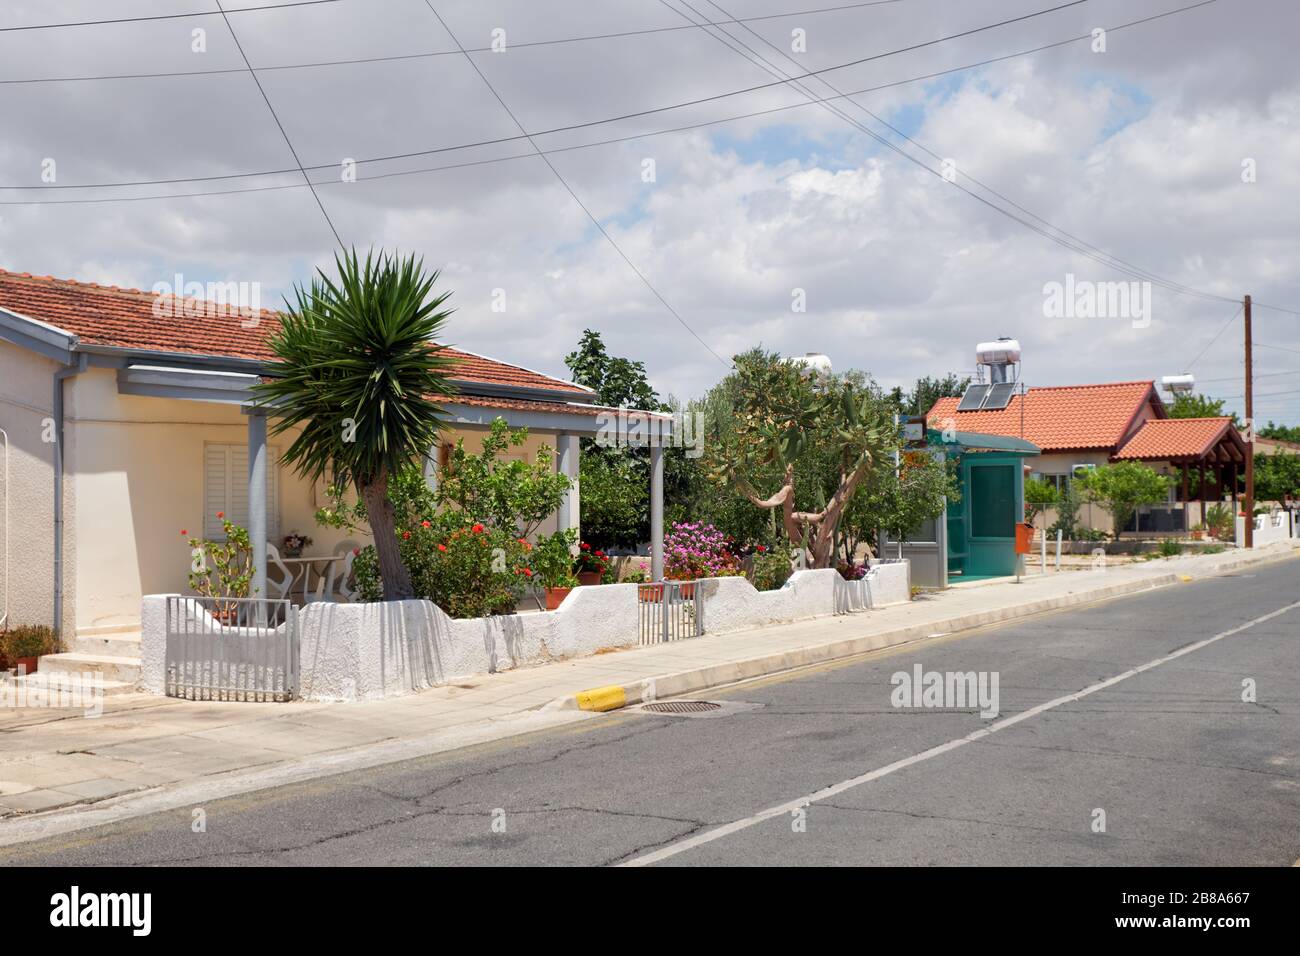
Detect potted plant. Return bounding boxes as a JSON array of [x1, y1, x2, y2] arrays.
[[0, 625, 60, 674], [531, 529, 578, 610], [185, 515, 255, 622], [663, 521, 739, 598], [573, 542, 610, 586], [1189, 523, 1205, 541], [282, 530, 313, 558]]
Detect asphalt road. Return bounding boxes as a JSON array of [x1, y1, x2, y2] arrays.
[[4, 559, 1299, 866]]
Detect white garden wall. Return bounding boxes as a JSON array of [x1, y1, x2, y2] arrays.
[[1236, 511, 1293, 547], [140, 559, 910, 701]]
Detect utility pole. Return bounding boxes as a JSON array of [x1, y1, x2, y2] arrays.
[[1244, 294, 1254, 549]]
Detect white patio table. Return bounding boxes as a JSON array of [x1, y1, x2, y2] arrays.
[[278, 555, 342, 602]]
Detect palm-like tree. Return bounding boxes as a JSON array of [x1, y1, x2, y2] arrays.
[[254, 248, 457, 600]]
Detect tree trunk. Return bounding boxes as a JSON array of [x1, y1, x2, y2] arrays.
[[360, 469, 415, 601]]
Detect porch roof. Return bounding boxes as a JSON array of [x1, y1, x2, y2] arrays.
[[1111, 417, 1245, 463]]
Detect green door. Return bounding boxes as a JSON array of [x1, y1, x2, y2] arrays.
[[956, 454, 1022, 578]]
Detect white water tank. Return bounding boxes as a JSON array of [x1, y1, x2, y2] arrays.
[[787, 352, 833, 380], [1161, 373, 1195, 395], [975, 338, 1021, 366]]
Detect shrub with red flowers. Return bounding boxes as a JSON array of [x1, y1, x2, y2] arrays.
[[573, 542, 610, 577], [663, 521, 742, 581]]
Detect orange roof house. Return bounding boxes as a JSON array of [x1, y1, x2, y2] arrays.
[[927, 379, 1248, 535], [0, 268, 668, 641]]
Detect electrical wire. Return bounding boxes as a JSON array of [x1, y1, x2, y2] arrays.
[[0, 0, 341, 33], [0, 0, 1091, 191], [419, 0, 730, 368]]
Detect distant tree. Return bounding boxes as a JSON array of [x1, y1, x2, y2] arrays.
[[1259, 421, 1300, 443], [563, 330, 665, 549], [1168, 393, 1238, 423], [1077, 462, 1172, 539], [1254, 451, 1300, 506], [894, 374, 971, 417], [565, 329, 665, 411], [1024, 476, 1061, 528]]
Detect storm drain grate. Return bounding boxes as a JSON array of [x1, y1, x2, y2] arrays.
[[642, 700, 722, 714]]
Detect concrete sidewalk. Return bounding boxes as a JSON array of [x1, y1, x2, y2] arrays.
[[2, 541, 1296, 839]]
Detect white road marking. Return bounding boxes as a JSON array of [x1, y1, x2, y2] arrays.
[[621, 599, 1300, 867]]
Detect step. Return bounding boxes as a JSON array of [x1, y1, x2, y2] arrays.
[[34, 652, 141, 684], [2, 670, 138, 700], [68, 632, 142, 658]]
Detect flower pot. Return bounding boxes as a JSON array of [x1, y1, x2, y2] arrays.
[[576, 571, 602, 587], [544, 586, 572, 610], [675, 581, 696, 599], [638, 584, 663, 603], [15, 656, 38, 674], [283, 548, 303, 558]]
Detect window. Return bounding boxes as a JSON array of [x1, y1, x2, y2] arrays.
[[1038, 473, 1070, 493], [204, 443, 279, 541]]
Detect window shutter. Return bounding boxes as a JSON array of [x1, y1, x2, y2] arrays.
[[204, 443, 279, 541]]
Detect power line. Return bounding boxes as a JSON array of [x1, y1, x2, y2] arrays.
[[0, 0, 341, 33], [0, 0, 1219, 207], [0, 0, 906, 84], [419, 0, 729, 368], [688, 0, 1222, 303], [212, 0, 342, 247], [1255, 342, 1300, 356], [1185, 303, 1243, 370], [0, 0, 1091, 191], [658, 0, 1233, 306]]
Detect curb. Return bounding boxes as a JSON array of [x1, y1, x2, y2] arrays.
[[551, 544, 1299, 714]]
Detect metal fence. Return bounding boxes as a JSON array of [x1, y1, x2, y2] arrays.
[[164, 596, 298, 702], [637, 582, 703, 644]]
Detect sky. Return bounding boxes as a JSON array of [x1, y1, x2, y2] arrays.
[[1, 0, 1297, 422]]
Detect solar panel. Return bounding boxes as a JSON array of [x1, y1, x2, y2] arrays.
[[982, 381, 1017, 410], [956, 384, 991, 411]]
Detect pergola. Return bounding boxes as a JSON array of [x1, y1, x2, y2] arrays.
[[1111, 417, 1248, 526]]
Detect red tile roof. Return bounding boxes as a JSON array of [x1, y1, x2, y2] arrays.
[[927, 381, 1161, 452], [0, 269, 592, 398], [1112, 417, 1235, 461]]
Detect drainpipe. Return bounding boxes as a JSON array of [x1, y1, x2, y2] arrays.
[[53, 354, 88, 636]]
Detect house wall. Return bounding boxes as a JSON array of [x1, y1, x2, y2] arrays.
[[1025, 450, 1113, 533], [61, 369, 563, 633], [0, 338, 67, 632]]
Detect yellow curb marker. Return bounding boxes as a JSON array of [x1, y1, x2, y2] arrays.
[[575, 685, 627, 712], [1179, 575, 1194, 582]]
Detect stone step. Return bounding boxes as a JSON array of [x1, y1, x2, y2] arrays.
[[68, 632, 142, 658], [35, 652, 140, 684], [2, 671, 138, 699]]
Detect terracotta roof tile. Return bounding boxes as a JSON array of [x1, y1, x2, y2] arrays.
[[927, 381, 1159, 452], [0, 268, 591, 398], [1112, 417, 1234, 461]]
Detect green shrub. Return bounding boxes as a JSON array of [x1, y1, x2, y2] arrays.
[[1157, 538, 1182, 558], [1, 624, 61, 659], [751, 546, 793, 591], [530, 529, 579, 590]]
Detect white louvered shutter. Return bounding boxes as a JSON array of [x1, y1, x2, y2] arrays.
[[204, 443, 279, 542]]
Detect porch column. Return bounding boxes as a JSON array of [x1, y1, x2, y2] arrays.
[[650, 444, 664, 581], [248, 409, 268, 605], [556, 433, 579, 539], [1198, 461, 1207, 526]]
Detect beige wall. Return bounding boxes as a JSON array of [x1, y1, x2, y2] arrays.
[[0, 339, 65, 632], [2, 347, 569, 634]]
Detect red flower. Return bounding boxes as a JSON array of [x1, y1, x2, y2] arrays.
[[352, 547, 360, 556], [421, 520, 431, 528], [580, 542, 590, 550], [180, 529, 188, 536], [523, 568, 533, 577], [216, 511, 224, 519], [472, 523, 484, 534], [757, 545, 766, 553], [402, 531, 411, 540], [437, 544, 447, 552]]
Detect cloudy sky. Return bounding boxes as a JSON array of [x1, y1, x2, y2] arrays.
[[1, 0, 1296, 421]]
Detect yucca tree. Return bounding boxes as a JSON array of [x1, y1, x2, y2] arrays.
[[253, 248, 457, 600]]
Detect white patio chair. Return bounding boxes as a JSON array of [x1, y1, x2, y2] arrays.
[[337, 548, 360, 603], [312, 539, 360, 602], [263, 541, 295, 601]]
